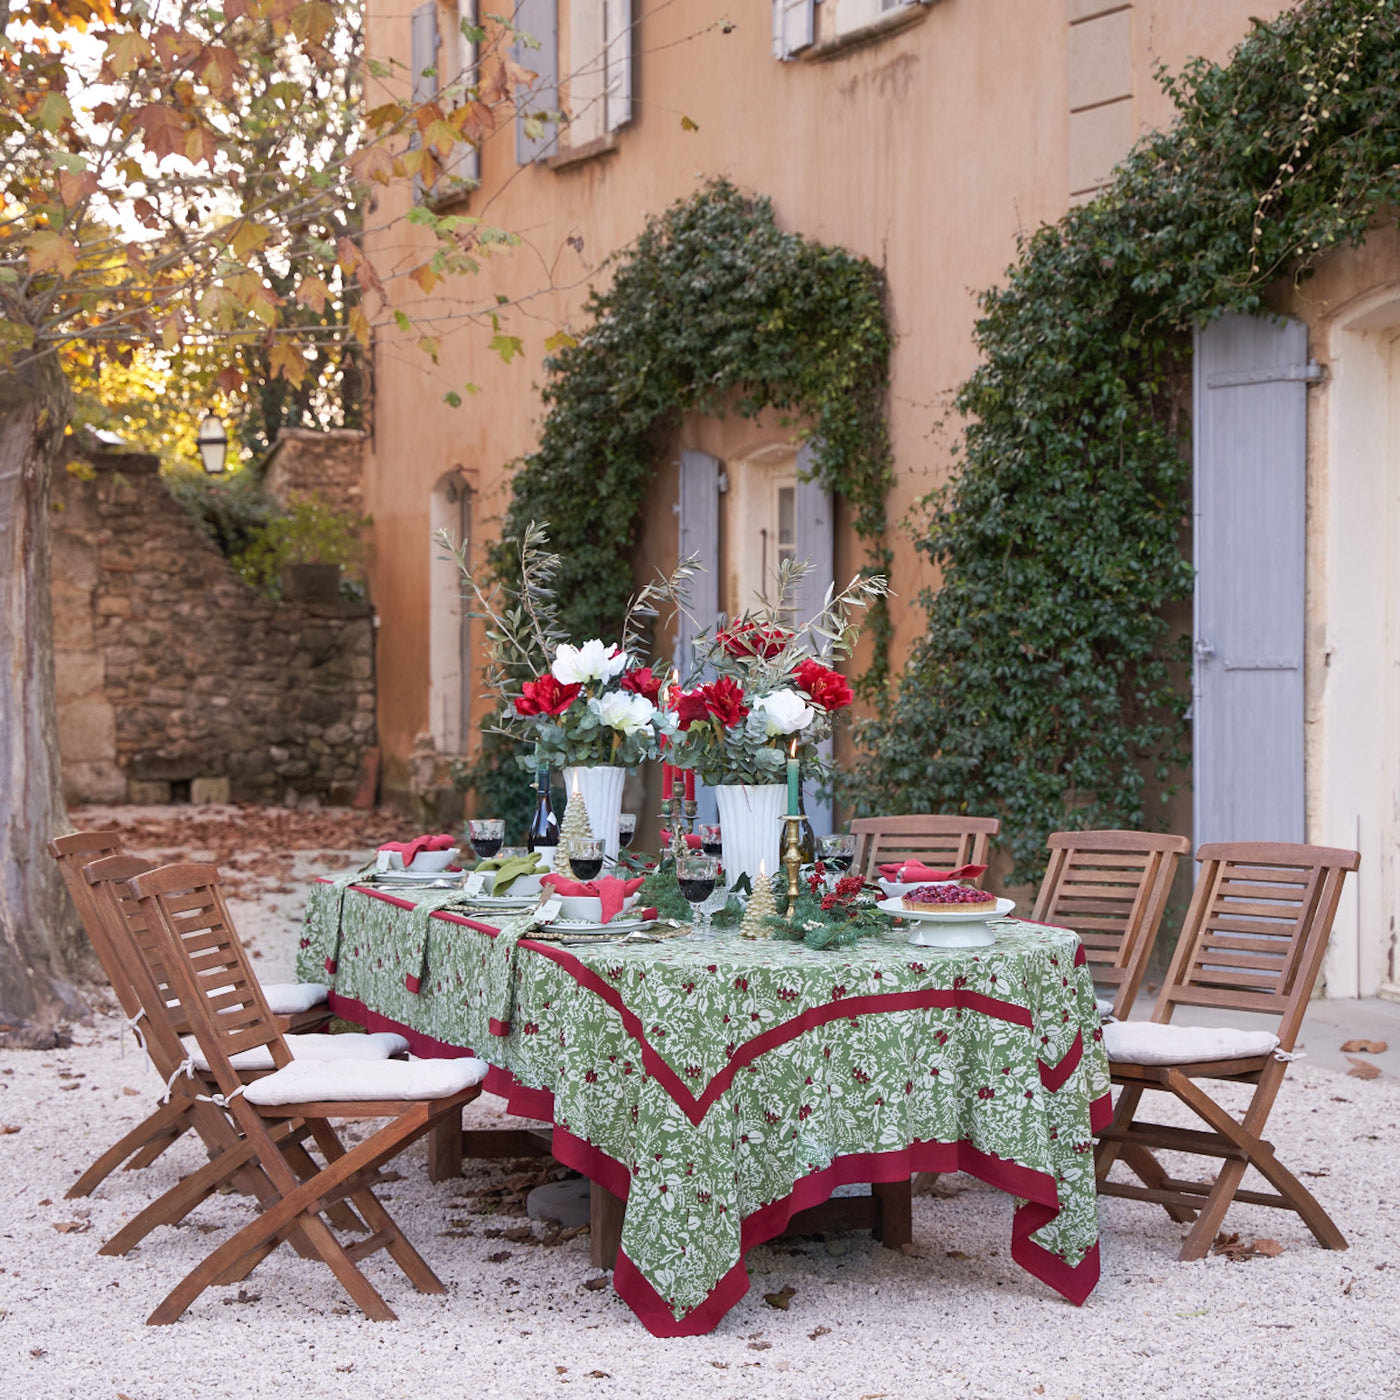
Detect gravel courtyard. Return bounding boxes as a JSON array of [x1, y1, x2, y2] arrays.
[[2, 807, 1397, 1400]]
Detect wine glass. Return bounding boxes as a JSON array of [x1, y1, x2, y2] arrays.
[[468, 818, 504, 860], [677, 853, 719, 932], [818, 833, 856, 874], [569, 837, 605, 882], [699, 823, 723, 858], [617, 813, 637, 850]]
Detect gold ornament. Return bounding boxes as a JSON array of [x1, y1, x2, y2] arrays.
[[739, 860, 778, 939]]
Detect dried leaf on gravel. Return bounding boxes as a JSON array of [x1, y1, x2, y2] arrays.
[[221, 1289, 260, 1305], [1211, 1232, 1283, 1261], [1347, 1056, 1382, 1080], [0, 1126, 20, 1134], [486, 1250, 512, 1263], [121, 1087, 140, 1096], [945, 1250, 969, 1260], [763, 1285, 796, 1310], [582, 1276, 608, 1291], [586, 1371, 611, 1379], [52, 1220, 91, 1234], [747, 1341, 772, 1351], [1341, 1039, 1388, 1054], [807, 1325, 831, 1340], [503, 1226, 538, 1243]]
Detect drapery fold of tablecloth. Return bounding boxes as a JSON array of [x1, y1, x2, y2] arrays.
[[302, 882, 1111, 1334]]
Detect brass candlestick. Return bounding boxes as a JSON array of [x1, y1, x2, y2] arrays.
[[663, 796, 687, 863], [682, 797, 697, 834], [781, 814, 805, 922]]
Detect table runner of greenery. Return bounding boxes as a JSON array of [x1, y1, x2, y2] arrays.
[[299, 882, 1111, 1333]]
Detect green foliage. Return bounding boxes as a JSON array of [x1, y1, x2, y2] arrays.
[[848, 0, 1400, 883], [491, 179, 895, 689], [232, 493, 369, 594], [164, 466, 279, 560]]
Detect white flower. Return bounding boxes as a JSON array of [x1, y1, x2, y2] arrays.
[[753, 688, 817, 736], [552, 639, 628, 685], [590, 690, 656, 736]]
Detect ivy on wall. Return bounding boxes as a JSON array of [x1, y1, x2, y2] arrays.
[[847, 0, 1400, 882], [490, 178, 896, 687]]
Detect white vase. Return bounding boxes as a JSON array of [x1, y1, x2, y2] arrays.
[[562, 764, 627, 861], [713, 783, 787, 890]]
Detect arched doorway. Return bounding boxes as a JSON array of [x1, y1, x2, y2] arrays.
[[428, 469, 473, 756]]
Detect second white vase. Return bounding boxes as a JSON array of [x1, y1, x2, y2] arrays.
[[562, 764, 627, 862], [713, 782, 786, 890]]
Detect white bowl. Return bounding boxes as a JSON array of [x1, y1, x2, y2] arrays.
[[481, 870, 545, 897], [408, 847, 460, 873], [557, 892, 640, 923]]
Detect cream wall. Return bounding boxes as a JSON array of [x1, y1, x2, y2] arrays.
[[362, 0, 1293, 802]]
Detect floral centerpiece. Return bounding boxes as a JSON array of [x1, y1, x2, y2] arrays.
[[439, 522, 695, 856], [665, 560, 888, 786]]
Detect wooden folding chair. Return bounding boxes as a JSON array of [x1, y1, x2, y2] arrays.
[[851, 814, 1000, 883], [79, 853, 366, 1258], [1033, 830, 1190, 1020], [129, 862, 485, 1324], [1095, 841, 1359, 1260]]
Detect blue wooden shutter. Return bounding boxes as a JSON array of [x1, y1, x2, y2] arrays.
[[410, 2, 440, 204], [604, 0, 632, 132], [793, 442, 834, 834], [514, 0, 559, 164], [1192, 314, 1312, 848], [677, 450, 721, 824], [773, 0, 814, 59]]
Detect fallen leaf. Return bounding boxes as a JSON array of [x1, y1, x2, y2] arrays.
[[52, 1220, 91, 1234], [39, 1198, 51, 1206], [1252, 1239, 1285, 1257], [556, 1367, 568, 1375], [122, 1087, 140, 1096], [503, 1226, 538, 1243], [945, 1250, 969, 1260], [1035, 1389, 1046, 1396], [582, 1276, 608, 1291], [30, 1348, 46, 1359], [763, 1284, 796, 1310], [1347, 1056, 1382, 1080], [1302, 1168, 1330, 1178], [748, 1341, 772, 1351], [486, 1250, 512, 1263], [1210, 1232, 1283, 1261], [0, 1126, 20, 1134], [710, 1361, 730, 1369], [808, 1324, 831, 1339], [221, 1288, 260, 1305], [1341, 1039, 1388, 1054], [59, 1083, 80, 1091], [1343, 1278, 1354, 1296], [585, 1371, 610, 1379], [335, 1364, 354, 1374]]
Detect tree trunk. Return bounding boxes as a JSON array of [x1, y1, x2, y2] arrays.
[[0, 353, 87, 1046]]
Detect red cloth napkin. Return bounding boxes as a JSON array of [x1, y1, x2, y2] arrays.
[[542, 874, 646, 923], [661, 830, 704, 850], [877, 861, 987, 884], [379, 833, 455, 868]]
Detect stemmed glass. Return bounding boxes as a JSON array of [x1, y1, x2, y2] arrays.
[[677, 854, 720, 933], [818, 834, 856, 873], [569, 838, 605, 882], [468, 819, 504, 859], [699, 823, 723, 858], [617, 813, 637, 850]]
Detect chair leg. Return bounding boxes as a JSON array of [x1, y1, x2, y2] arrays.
[[1238, 1140, 1348, 1251], [1096, 1083, 1198, 1225], [66, 1098, 194, 1198], [1178, 1157, 1250, 1261], [872, 1179, 913, 1250]]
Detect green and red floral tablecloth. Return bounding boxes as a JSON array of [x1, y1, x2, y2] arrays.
[[299, 881, 1112, 1335]]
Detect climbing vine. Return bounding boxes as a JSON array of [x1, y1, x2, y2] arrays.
[[847, 0, 1400, 882], [490, 179, 895, 687]]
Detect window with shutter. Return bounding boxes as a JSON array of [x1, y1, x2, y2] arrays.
[[603, 0, 632, 132], [772, 0, 814, 60], [409, 1, 439, 204], [514, 0, 560, 163]]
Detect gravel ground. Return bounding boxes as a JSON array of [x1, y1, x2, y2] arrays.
[[3, 807, 1396, 1400]]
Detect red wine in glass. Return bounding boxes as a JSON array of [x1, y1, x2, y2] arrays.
[[571, 856, 604, 881], [472, 837, 503, 859], [700, 824, 723, 858], [678, 875, 716, 903]]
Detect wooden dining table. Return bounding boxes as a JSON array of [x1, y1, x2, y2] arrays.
[[299, 878, 1111, 1336]]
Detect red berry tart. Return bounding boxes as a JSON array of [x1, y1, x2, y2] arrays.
[[901, 882, 996, 914]]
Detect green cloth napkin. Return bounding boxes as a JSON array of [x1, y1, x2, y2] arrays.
[[475, 853, 549, 893]]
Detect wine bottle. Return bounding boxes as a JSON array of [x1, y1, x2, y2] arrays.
[[797, 789, 816, 865], [526, 770, 559, 856]]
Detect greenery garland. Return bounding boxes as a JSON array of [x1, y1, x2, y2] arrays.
[[464, 180, 895, 835], [846, 0, 1400, 883]]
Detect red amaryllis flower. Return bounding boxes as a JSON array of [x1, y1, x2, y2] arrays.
[[673, 688, 711, 731], [515, 674, 583, 716], [701, 675, 749, 728], [620, 666, 663, 703], [793, 658, 854, 712], [717, 620, 791, 659]]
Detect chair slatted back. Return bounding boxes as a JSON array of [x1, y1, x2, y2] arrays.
[[851, 815, 1000, 884], [127, 863, 290, 1081], [81, 854, 202, 1080], [1032, 830, 1189, 1015], [50, 830, 129, 1008], [1155, 841, 1360, 1047]]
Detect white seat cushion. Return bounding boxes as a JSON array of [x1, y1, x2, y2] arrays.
[[1095, 996, 1117, 1020], [262, 983, 330, 1015], [242, 1056, 488, 1106], [183, 1031, 409, 1074], [1104, 1021, 1279, 1066]]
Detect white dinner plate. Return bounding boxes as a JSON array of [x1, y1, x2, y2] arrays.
[[539, 917, 656, 936], [371, 869, 465, 886]]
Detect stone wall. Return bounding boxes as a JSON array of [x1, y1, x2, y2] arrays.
[[51, 450, 376, 805], [261, 426, 367, 514]]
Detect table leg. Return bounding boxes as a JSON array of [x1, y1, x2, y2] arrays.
[[590, 1182, 625, 1270], [872, 1179, 913, 1250], [427, 1107, 465, 1182]]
